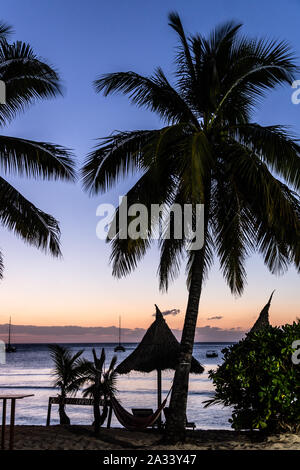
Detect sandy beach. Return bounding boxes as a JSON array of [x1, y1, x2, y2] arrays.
[[2, 426, 300, 450]]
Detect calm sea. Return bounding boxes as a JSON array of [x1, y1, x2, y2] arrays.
[[0, 342, 233, 429]]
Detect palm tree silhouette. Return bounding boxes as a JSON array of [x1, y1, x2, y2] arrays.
[[49, 345, 86, 425], [82, 13, 300, 441], [0, 21, 75, 277], [82, 348, 117, 434]]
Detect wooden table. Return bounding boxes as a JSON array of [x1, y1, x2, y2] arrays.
[[0, 394, 34, 450]]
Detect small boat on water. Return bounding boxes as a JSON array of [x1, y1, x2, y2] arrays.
[[114, 344, 126, 352], [6, 317, 16, 353], [114, 316, 125, 352], [206, 350, 218, 358]]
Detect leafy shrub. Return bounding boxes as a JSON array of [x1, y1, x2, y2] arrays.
[[206, 322, 300, 432]]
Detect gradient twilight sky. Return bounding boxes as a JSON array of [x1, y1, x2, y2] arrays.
[[0, 0, 299, 342]]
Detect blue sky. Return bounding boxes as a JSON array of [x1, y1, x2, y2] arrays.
[[0, 0, 299, 341]]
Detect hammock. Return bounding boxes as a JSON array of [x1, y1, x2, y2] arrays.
[[110, 395, 168, 431]]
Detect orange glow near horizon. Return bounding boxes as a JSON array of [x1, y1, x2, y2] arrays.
[[0, 290, 298, 331], [0, 239, 299, 336]]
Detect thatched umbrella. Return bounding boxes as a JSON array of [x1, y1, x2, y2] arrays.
[[250, 290, 275, 333], [116, 305, 203, 426]]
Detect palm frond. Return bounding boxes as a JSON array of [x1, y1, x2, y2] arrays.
[[108, 355, 117, 373], [0, 40, 62, 125], [0, 28, 76, 278], [158, 236, 185, 292], [205, 20, 242, 54], [94, 69, 198, 125], [109, 236, 152, 279], [104, 128, 187, 278], [0, 22, 12, 41], [0, 177, 61, 256], [228, 144, 300, 274], [229, 123, 300, 192], [0, 250, 3, 279], [0, 135, 75, 181], [168, 12, 196, 82], [158, 181, 187, 291], [69, 349, 85, 365], [211, 175, 254, 294], [48, 345, 85, 394], [81, 349, 118, 400], [82, 130, 155, 194], [211, 35, 298, 125]]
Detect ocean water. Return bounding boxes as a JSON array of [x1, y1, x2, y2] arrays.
[[0, 342, 233, 429]]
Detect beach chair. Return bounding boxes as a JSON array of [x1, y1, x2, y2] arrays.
[[163, 407, 196, 430], [131, 408, 158, 428], [132, 408, 154, 417]]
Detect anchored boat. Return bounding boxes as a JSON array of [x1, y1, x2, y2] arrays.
[[6, 317, 16, 353], [206, 349, 218, 358], [114, 316, 125, 352]]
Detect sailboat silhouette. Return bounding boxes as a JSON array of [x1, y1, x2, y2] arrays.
[[6, 316, 16, 353], [114, 316, 125, 352]]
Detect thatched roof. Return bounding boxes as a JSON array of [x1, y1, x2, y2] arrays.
[[116, 305, 204, 374], [250, 291, 274, 334]]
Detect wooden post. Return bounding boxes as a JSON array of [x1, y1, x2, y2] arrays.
[[157, 369, 162, 429], [46, 398, 52, 426], [1, 398, 6, 449], [107, 403, 112, 429], [9, 398, 16, 450]]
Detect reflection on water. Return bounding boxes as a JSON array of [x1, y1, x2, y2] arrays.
[[0, 342, 233, 429]]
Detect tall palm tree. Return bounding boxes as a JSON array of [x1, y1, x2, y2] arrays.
[[82, 13, 300, 441], [0, 22, 75, 276], [82, 348, 117, 434], [49, 344, 86, 425]]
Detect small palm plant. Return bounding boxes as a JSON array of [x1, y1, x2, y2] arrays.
[[82, 348, 117, 434], [49, 345, 86, 425]]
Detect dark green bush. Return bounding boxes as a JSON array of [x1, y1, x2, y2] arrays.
[[206, 321, 300, 432]]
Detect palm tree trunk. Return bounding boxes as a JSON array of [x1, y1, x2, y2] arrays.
[[99, 402, 108, 426], [165, 190, 210, 443], [59, 394, 70, 425], [93, 396, 101, 435]]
